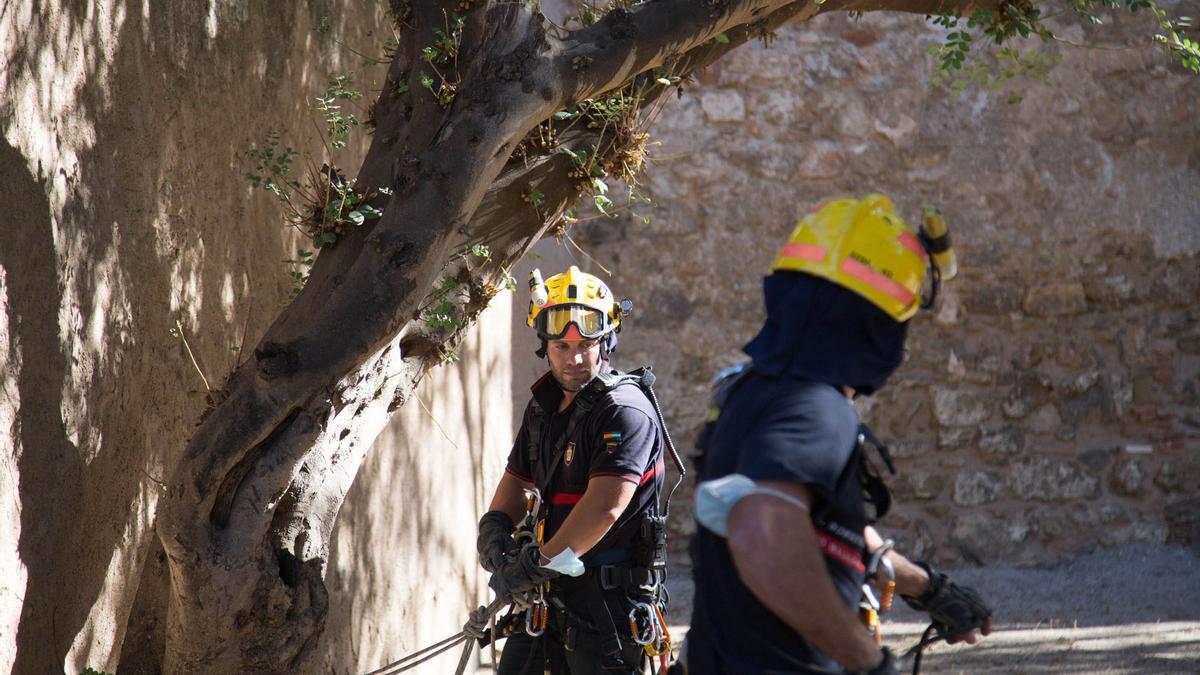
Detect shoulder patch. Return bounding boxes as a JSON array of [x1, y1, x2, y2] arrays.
[[603, 430, 622, 452]]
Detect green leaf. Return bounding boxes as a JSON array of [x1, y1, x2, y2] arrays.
[[713, 32, 730, 44], [346, 210, 366, 226]]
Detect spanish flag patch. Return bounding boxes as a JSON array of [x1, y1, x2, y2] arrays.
[[603, 431, 622, 452]]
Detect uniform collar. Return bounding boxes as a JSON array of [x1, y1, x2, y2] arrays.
[[530, 371, 566, 412]]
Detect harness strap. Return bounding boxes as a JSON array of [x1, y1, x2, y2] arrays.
[[856, 422, 895, 522], [528, 370, 651, 498], [598, 565, 665, 594]]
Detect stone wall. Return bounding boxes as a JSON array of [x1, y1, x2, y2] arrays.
[[570, 10, 1199, 565], [1, 4, 510, 672]]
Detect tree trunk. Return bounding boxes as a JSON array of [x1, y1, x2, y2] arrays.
[[154, 0, 997, 670]]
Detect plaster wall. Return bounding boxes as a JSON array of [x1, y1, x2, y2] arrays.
[[1, 3, 511, 672]]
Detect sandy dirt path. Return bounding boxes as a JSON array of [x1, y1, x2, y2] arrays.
[[461, 544, 1199, 673], [661, 543, 1200, 674]]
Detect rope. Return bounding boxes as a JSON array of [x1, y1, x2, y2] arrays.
[[905, 623, 943, 675], [364, 598, 506, 675], [363, 632, 468, 675]]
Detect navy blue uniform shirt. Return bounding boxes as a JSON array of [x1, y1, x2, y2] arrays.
[[506, 371, 665, 564], [688, 371, 870, 674]]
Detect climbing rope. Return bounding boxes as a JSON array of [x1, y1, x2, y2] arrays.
[[363, 597, 506, 675], [904, 623, 947, 675]]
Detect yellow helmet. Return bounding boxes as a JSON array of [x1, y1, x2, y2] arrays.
[[526, 266, 625, 339], [770, 194, 954, 322]]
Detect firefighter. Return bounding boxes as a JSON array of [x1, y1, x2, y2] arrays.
[[684, 195, 992, 674], [478, 266, 674, 674]]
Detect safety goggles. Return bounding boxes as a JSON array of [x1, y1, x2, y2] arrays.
[[535, 305, 607, 339]]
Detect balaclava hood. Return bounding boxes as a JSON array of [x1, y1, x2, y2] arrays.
[[743, 271, 909, 396]]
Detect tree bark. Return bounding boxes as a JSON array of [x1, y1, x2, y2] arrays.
[[155, 0, 1000, 671]]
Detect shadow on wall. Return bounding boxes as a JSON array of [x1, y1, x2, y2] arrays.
[[1, 2, 378, 671], [324, 297, 515, 674], [1, 135, 95, 673]]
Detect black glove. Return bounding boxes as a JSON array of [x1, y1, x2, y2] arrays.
[[903, 562, 992, 641], [477, 511, 518, 573], [488, 543, 559, 602], [851, 647, 899, 675]]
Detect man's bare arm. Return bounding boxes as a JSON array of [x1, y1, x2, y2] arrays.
[[487, 471, 533, 525], [727, 480, 884, 672], [865, 525, 930, 597], [540, 476, 637, 558]]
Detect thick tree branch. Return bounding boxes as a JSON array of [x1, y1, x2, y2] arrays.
[[557, 0, 1004, 104]]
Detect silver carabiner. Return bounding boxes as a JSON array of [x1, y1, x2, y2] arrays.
[[522, 488, 543, 531], [628, 602, 657, 646], [525, 602, 547, 637]]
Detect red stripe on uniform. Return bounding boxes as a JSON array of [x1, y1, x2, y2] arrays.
[[816, 530, 865, 572], [505, 466, 532, 483], [549, 492, 583, 505], [590, 471, 640, 482], [640, 458, 666, 485]]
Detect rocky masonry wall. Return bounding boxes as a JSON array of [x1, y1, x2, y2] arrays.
[[572, 10, 1199, 565]]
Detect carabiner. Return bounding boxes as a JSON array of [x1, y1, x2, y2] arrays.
[[524, 585, 548, 637], [646, 603, 672, 657], [628, 602, 657, 646], [525, 602, 547, 637], [522, 488, 543, 531]]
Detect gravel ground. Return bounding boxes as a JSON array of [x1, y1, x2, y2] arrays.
[[662, 543, 1200, 674]]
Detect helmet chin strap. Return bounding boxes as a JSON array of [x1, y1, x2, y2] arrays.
[[601, 330, 618, 359]]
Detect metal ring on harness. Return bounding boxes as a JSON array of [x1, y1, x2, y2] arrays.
[[645, 603, 672, 658], [628, 602, 658, 646], [525, 601, 547, 637]]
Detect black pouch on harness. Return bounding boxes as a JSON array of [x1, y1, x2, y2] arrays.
[[635, 513, 668, 571]]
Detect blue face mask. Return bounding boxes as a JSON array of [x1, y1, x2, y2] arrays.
[[539, 547, 585, 577], [694, 474, 811, 537]]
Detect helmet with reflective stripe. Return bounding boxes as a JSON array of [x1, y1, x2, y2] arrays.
[[771, 194, 948, 322], [527, 266, 623, 340]]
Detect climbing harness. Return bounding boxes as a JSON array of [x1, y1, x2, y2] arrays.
[[367, 368, 684, 674], [521, 367, 683, 670]]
